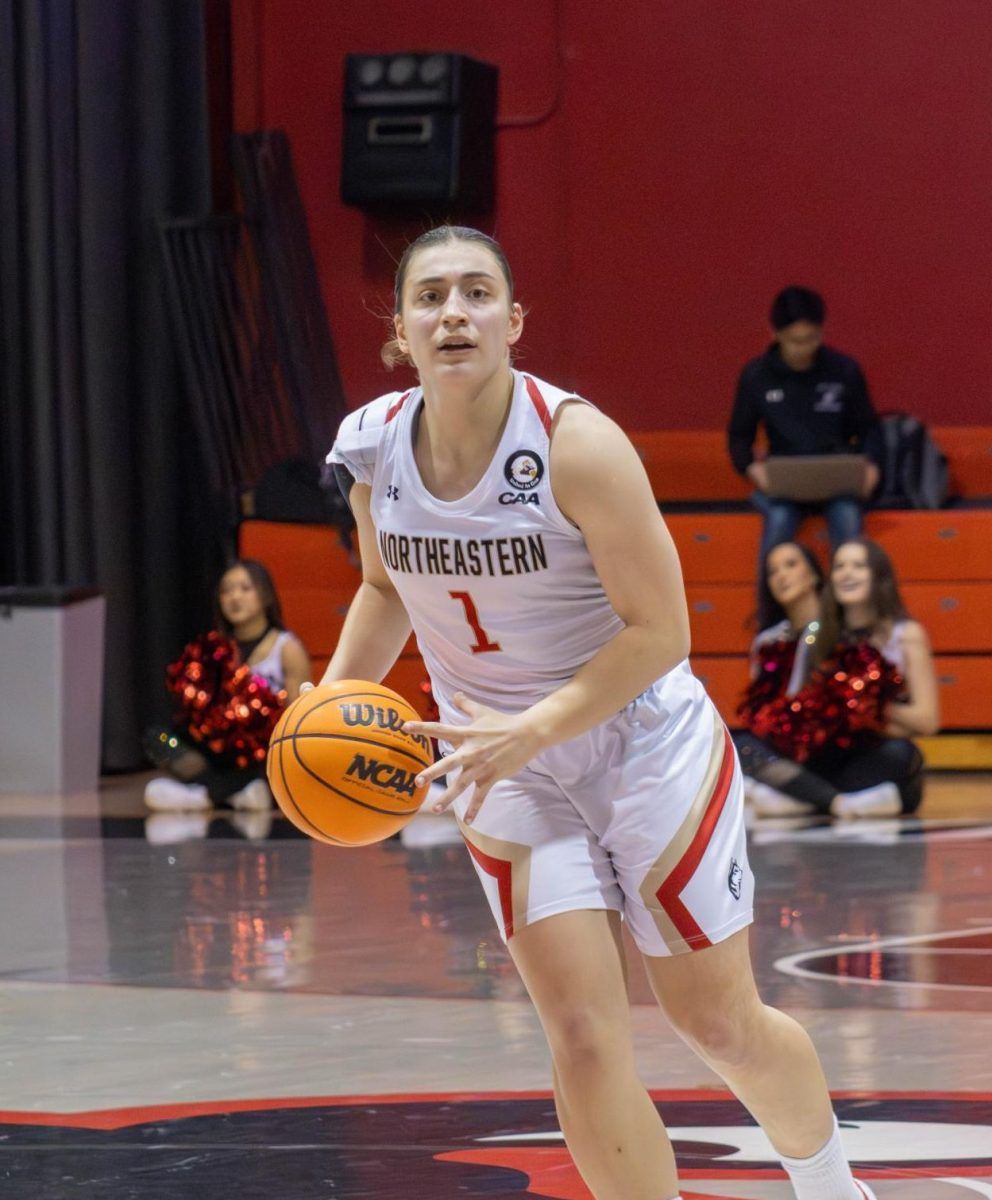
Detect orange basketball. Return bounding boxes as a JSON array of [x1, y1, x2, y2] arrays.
[[266, 680, 433, 846]]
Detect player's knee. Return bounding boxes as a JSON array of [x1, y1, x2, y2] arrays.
[[668, 1000, 760, 1071], [545, 1007, 629, 1077]]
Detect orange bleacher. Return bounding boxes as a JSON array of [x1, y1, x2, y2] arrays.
[[240, 424, 992, 732], [629, 426, 992, 503]]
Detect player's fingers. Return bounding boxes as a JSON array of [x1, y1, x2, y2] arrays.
[[452, 692, 485, 718], [415, 755, 455, 788], [430, 769, 475, 814], [403, 719, 463, 741], [462, 780, 490, 825]]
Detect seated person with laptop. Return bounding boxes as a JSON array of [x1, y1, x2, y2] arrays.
[[728, 285, 881, 567]]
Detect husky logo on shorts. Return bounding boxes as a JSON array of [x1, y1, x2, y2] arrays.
[[504, 450, 544, 491], [728, 859, 743, 900]]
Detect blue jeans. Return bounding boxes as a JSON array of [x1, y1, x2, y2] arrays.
[[751, 490, 864, 569]]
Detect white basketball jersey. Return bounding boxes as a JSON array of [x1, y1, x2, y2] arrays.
[[329, 370, 689, 722]]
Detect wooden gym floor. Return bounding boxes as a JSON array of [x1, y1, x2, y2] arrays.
[[0, 769, 990, 1198]]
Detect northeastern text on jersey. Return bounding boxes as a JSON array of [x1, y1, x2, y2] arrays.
[[379, 531, 548, 577]]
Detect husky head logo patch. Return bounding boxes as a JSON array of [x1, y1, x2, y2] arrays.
[[504, 450, 544, 491]]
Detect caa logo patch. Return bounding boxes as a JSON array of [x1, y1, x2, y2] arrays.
[[504, 450, 544, 491]]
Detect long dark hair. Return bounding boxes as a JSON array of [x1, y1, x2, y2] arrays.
[[381, 225, 515, 369], [756, 541, 825, 632], [809, 537, 909, 669], [213, 559, 284, 636]]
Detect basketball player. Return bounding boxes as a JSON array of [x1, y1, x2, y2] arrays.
[[319, 226, 876, 1200]]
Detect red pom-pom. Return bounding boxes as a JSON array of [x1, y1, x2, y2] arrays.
[[742, 639, 905, 762], [737, 639, 797, 729], [166, 632, 287, 767]]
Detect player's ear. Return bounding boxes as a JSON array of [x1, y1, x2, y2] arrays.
[[507, 302, 524, 347], [393, 311, 410, 356]]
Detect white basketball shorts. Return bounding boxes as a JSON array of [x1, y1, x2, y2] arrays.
[[451, 665, 754, 957]]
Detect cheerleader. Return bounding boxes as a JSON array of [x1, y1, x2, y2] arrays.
[[740, 539, 936, 818], [144, 560, 310, 812]]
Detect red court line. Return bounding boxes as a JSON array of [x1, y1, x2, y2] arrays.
[[2, 1087, 990, 1131]]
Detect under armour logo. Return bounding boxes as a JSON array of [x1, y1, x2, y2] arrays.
[[386, 485, 400, 501]]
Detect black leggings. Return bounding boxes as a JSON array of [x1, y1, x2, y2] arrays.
[[144, 727, 265, 804], [732, 731, 925, 815]]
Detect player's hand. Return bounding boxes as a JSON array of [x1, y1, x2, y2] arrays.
[[402, 693, 544, 824]]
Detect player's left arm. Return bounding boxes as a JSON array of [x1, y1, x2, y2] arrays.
[[884, 620, 940, 737], [280, 634, 313, 701], [531, 401, 692, 727], [405, 403, 691, 821]]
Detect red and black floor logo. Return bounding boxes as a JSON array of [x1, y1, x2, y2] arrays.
[[3, 1091, 991, 1197]]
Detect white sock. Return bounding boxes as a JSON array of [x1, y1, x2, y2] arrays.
[[832, 781, 901, 819], [780, 1117, 861, 1199]]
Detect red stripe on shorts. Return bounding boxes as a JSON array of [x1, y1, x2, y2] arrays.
[[524, 376, 553, 436], [385, 390, 412, 423], [464, 839, 516, 939], [654, 725, 736, 950]]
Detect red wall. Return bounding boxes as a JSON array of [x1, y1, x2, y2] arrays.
[[232, 0, 992, 430]]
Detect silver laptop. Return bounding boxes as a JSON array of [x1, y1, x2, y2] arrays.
[[763, 454, 868, 502]]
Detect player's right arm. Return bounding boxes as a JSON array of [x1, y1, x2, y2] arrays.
[[318, 482, 412, 685]]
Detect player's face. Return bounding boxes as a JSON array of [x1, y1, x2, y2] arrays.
[[775, 320, 822, 370], [394, 241, 523, 384], [766, 543, 818, 608], [831, 542, 873, 609], [218, 566, 265, 626]]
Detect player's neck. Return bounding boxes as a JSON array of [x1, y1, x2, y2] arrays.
[[418, 367, 513, 461], [415, 370, 514, 499]]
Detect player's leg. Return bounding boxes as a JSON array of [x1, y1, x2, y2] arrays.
[[453, 743, 698, 1200], [605, 694, 868, 1198], [645, 928, 832, 1154], [509, 908, 680, 1200], [644, 930, 868, 1198]]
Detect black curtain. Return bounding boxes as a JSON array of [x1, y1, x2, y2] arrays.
[[0, 0, 224, 769]]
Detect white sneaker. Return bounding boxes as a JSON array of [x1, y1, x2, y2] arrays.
[[229, 778, 273, 812], [231, 811, 274, 840], [853, 1182, 878, 1199], [144, 813, 210, 844], [144, 777, 211, 812], [748, 780, 816, 817], [832, 782, 901, 819]]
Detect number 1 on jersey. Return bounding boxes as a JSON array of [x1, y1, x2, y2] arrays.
[[449, 591, 502, 654]]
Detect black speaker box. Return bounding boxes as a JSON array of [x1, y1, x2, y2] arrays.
[[341, 53, 498, 208]]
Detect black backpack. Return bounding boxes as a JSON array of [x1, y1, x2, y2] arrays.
[[875, 413, 950, 509]]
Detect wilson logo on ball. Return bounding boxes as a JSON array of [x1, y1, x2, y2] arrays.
[[340, 703, 405, 730], [340, 703, 430, 752], [345, 754, 421, 796]]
